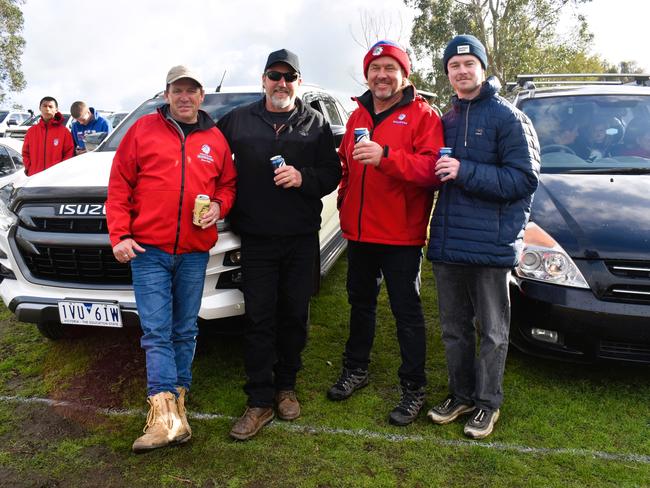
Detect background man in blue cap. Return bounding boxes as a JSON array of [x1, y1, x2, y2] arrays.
[[218, 48, 341, 440], [426, 34, 540, 439]]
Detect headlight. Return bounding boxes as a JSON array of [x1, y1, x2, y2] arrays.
[[515, 222, 589, 289], [0, 189, 17, 232]]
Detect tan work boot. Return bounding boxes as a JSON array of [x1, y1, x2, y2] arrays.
[[275, 390, 301, 420], [229, 407, 274, 441], [132, 391, 190, 453], [176, 386, 192, 443]]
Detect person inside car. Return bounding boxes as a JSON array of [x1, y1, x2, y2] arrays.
[[620, 116, 650, 158]]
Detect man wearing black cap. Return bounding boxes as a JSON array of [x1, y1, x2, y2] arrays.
[[426, 35, 540, 439], [218, 49, 341, 440], [327, 40, 444, 426]]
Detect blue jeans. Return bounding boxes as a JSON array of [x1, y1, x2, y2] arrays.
[[131, 245, 208, 397], [344, 241, 427, 388], [432, 263, 511, 411]]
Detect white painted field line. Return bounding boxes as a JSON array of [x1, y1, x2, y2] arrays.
[[2, 394, 649, 465]]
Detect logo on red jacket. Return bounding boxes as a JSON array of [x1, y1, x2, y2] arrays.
[[393, 113, 408, 126], [53, 138, 60, 146], [197, 144, 214, 163]]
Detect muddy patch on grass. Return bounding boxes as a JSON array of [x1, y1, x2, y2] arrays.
[[0, 403, 128, 487], [50, 328, 145, 410]]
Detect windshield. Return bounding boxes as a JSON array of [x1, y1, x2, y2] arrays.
[[0, 111, 8, 123], [520, 94, 650, 174], [100, 92, 263, 152]]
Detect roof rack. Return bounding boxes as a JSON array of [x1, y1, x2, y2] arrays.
[[507, 73, 650, 91]]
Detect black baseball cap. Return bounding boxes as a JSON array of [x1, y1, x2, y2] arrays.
[[264, 49, 300, 73]]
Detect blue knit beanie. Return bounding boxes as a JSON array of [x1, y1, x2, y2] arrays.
[[443, 34, 488, 74]]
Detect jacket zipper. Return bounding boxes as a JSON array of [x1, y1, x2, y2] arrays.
[[168, 119, 187, 255], [43, 123, 49, 172], [464, 101, 472, 147]]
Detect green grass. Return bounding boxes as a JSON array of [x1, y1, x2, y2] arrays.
[[0, 255, 649, 487]]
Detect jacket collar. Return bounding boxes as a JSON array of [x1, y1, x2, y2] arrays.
[[355, 84, 417, 115], [158, 104, 215, 131], [251, 96, 309, 126], [38, 111, 64, 127], [451, 75, 501, 108]]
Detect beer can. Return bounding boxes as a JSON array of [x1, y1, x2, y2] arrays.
[[270, 155, 286, 170], [193, 194, 211, 226], [354, 128, 370, 143], [439, 147, 453, 158]]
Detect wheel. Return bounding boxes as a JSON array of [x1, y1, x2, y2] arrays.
[[36, 320, 69, 340]]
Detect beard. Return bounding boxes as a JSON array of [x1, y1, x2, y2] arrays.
[[269, 90, 294, 110]]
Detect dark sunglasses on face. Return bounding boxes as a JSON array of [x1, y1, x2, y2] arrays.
[[265, 70, 299, 82]]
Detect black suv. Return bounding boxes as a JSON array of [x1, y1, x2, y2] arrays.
[[507, 74, 650, 363]]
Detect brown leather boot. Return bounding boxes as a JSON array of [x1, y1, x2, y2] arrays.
[[132, 391, 190, 453], [229, 407, 274, 441], [175, 387, 192, 443], [275, 390, 301, 420]]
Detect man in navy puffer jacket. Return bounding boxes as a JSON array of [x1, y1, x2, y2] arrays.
[[426, 35, 540, 439]]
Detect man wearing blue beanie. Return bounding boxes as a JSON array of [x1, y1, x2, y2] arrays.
[[426, 34, 540, 439]]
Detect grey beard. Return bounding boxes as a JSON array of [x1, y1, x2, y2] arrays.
[[270, 93, 293, 110]]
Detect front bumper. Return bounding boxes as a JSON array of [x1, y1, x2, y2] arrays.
[[509, 277, 650, 363]]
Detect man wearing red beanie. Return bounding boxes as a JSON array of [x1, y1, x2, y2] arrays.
[[327, 40, 444, 426]]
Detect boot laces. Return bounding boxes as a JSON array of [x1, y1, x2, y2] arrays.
[[143, 398, 159, 433], [398, 389, 424, 415], [334, 370, 363, 391]]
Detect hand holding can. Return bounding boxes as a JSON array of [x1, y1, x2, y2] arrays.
[[437, 147, 453, 179], [193, 194, 211, 226]]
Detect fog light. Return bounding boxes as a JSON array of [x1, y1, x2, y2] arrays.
[[531, 328, 559, 344], [224, 250, 241, 266]]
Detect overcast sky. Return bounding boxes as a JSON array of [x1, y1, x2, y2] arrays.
[[4, 0, 648, 114]]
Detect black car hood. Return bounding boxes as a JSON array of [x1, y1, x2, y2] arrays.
[[531, 174, 650, 260]]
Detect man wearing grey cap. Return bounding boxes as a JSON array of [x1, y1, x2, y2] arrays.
[[218, 49, 341, 440], [426, 35, 540, 439], [107, 65, 237, 453]]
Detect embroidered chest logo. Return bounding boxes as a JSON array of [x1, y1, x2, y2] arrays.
[[393, 113, 408, 126], [53, 138, 60, 146], [474, 128, 484, 136], [197, 144, 214, 163]]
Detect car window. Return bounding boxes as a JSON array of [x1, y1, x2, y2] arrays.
[[100, 92, 262, 152], [0, 146, 16, 176], [520, 95, 650, 173], [0, 111, 8, 123], [322, 97, 343, 126], [7, 146, 23, 168]]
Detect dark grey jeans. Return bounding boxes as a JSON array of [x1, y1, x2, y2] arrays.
[[432, 263, 511, 411]]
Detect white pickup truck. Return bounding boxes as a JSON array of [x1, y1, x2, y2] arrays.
[[0, 85, 347, 339]]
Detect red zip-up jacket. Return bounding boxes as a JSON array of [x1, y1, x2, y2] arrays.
[[106, 107, 237, 254], [22, 112, 74, 176], [338, 87, 444, 246]]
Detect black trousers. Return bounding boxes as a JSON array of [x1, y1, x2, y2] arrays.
[[343, 241, 427, 388], [240, 232, 318, 407]]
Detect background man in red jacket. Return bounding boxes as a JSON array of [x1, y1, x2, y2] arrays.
[[106, 66, 236, 453], [22, 96, 74, 176], [327, 40, 443, 426]]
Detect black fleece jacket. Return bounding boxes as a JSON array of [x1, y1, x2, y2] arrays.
[[217, 96, 341, 236]]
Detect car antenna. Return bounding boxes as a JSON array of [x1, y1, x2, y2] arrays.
[[216, 70, 227, 92]]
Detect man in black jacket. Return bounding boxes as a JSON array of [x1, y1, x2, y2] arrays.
[[218, 49, 341, 440]]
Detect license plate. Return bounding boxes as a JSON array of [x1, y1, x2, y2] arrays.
[[57, 301, 123, 327]]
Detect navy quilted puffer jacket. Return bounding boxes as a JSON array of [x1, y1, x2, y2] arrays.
[[427, 77, 540, 267]]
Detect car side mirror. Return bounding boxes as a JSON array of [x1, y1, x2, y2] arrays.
[[331, 125, 345, 149], [84, 132, 108, 151]]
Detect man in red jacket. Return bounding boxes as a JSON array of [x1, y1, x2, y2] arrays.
[[22, 96, 74, 176], [106, 65, 236, 453], [327, 40, 444, 426]]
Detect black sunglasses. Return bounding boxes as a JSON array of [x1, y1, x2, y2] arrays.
[[265, 70, 299, 82]]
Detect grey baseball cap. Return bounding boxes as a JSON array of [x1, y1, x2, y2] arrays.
[[166, 65, 204, 87]]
